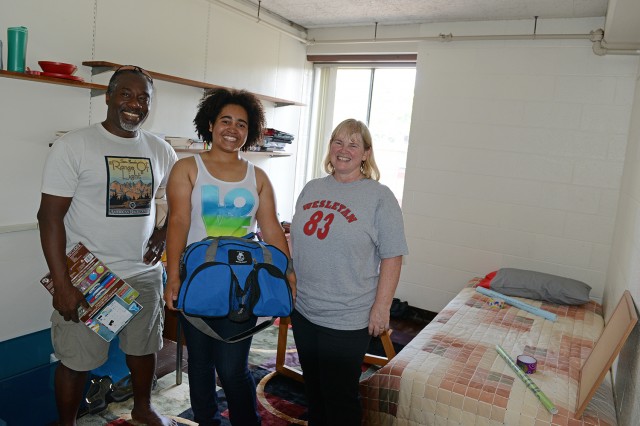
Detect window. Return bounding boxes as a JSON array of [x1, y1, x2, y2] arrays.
[[302, 65, 415, 206]]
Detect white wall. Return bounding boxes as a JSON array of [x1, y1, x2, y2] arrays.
[[0, 0, 308, 341], [395, 21, 638, 313], [604, 62, 640, 426], [308, 20, 640, 424], [307, 18, 640, 312]]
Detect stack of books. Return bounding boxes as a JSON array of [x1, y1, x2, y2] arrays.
[[251, 128, 294, 152]]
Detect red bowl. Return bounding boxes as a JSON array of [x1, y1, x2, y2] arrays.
[[38, 61, 77, 75]]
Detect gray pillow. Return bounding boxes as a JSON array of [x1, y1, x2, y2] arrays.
[[491, 268, 591, 305]]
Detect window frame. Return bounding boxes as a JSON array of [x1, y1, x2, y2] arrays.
[[298, 61, 416, 204]]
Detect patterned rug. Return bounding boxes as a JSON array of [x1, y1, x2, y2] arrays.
[[176, 366, 309, 425], [77, 319, 391, 425]]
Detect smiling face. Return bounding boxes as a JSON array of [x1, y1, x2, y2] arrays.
[[329, 130, 370, 182], [209, 104, 249, 153], [103, 72, 153, 138]]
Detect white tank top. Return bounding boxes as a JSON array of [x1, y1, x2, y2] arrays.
[[187, 154, 259, 244]]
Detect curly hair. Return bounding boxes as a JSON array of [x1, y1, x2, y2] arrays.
[[324, 118, 381, 181], [193, 88, 266, 152]]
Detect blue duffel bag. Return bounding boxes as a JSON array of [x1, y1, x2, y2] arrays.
[[176, 234, 293, 342]]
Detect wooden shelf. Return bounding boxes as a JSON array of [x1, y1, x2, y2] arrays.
[[83, 61, 305, 107], [174, 148, 292, 157], [0, 69, 107, 95], [244, 150, 292, 157]]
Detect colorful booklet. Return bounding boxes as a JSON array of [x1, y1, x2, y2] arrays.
[[40, 242, 142, 342]]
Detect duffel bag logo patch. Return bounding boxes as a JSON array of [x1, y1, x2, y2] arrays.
[[229, 249, 252, 265]]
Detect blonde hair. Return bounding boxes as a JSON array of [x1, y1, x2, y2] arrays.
[[323, 119, 380, 181]]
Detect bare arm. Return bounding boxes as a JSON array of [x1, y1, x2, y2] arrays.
[[254, 167, 297, 299], [368, 255, 403, 337], [37, 193, 88, 322], [163, 158, 196, 310]]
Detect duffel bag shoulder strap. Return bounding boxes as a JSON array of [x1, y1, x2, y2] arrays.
[[181, 314, 275, 343]]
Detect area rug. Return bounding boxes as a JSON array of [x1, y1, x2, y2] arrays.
[[77, 319, 395, 425], [176, 366, 309, 425]]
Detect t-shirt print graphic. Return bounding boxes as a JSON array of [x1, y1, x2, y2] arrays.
[[105, 156, 154, 217]]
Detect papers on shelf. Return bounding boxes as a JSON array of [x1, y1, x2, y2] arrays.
[[165, 136, 205, 149]]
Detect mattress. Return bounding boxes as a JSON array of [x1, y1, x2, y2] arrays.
[[360, 278, 617, 425]]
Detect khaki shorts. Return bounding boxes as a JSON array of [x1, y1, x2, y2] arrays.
[[51, 267, 165, 371]]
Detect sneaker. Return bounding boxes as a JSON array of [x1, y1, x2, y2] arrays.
[[109, 374, 158, 403], [84, 376, 113, 414]]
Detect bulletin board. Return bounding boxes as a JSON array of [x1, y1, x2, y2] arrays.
[[575, 290, 637, 418]]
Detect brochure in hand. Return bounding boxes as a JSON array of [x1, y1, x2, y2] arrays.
[[40, 242, 142, 342]]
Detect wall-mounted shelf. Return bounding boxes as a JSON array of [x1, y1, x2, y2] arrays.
[[0, 69, 107, 93], [83, 61, 305, 107], [1, 66, 297, 159], [244, 151, 292, 157], [174, 148, 292, 158]]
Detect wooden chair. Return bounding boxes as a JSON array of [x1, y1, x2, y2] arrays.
[[275, 316, 397, 383]]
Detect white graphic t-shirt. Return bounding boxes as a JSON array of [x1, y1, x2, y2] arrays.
[[41, 123, 178, 279]]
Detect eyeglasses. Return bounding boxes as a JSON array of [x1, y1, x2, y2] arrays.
[[114, 65, 154, 84]]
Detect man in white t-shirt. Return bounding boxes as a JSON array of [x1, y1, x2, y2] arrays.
[[37, 66, 178, 426]]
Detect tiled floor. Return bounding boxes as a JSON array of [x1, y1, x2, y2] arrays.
[[155, 305, 437, 379]]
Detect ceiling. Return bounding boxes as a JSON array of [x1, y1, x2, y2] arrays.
[[243, 0, 609, 29], [235, 0, 639, 49]]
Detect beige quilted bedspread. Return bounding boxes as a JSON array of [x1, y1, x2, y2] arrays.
[[360, 279, 617, 425]]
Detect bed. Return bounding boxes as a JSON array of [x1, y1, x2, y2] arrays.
[[360, 277, 618, 425]]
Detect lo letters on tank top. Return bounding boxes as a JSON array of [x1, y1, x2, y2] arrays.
[[188, 155, 259, 242]]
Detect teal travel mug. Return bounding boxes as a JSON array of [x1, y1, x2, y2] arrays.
[[7, 26, 28, 72]]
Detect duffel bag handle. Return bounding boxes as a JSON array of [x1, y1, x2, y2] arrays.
[[202, 235, 273, 264]]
